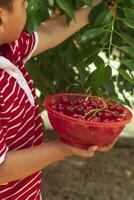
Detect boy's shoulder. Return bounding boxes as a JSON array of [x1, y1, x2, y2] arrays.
[[0, 31, 38, 65]]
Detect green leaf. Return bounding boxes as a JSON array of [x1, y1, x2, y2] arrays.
[[121, 59, 134, 70], [101, 66, 116, 94], [109, 96, 126, 105], [80, 28, 104, 42], [56, 0, 75, 19], [124, 8, 134, 18], [120, 46, 134, 58], [124, 17, 134, 29], [82, 0, 92, 6], [118, 68, 134, 85], [86, 64, 106, 92], [94, 9, 112, 26], [130, 0, 134, 5], [121, 32, 134, 48]]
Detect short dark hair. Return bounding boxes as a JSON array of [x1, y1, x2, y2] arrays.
[[0, 0, 13, 11]]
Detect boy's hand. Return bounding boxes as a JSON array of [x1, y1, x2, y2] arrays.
[[61, 138, 117, 158], [97, 138, 117, 152], [65, 144, 98, 158], [92, 0, 103, 7]]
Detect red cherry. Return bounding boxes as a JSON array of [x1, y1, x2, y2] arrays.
[[75, 105, 85, 115], [77, 98, 84, 104], [51, 104, 57, 110], [83, 101, 88, 107], [89, 116, 101, 122], [73, 114, 83, 119], [60, 96, 69, 105], [103, 119, 111, 122], [101, 111, 112, 120], [114, 105, 124, 113], [98, 103, 105, 109], [116, 117, 124, 122], [90, 100, 97, 108], [64, 106, 74, 116], [108, 104, 115, 111], [57, 103, 64, 112]]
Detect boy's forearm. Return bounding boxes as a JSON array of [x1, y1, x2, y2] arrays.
[[33, 6, 91, 56], [0, 140, 72, 184], [45, 6, 90, 46]]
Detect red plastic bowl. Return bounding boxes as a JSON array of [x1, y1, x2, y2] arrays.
[[43, 93, 133, 149]]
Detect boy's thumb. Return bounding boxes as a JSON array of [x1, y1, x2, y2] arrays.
[[88, 145, 98, 151]]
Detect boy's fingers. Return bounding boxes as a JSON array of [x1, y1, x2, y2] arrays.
[[73, 145, 98, 158], [86, 145, 98, 157], [97, 138, 117, 152]]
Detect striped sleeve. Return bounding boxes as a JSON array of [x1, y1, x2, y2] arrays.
[[0, 125, 8, 165], [17, 31, 39, 62]]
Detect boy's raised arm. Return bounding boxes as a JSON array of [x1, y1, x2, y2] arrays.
[[32, 0, 102, 57]]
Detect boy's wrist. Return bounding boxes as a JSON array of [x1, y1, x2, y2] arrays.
[[50, 139, 74, 159], [92, 0, 103, 7]]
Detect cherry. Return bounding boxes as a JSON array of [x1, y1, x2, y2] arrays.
[[75, 105, 85, 115], [98, 103, 105, 109], [88, 116, 101, 122], [50, 95, 126, 123], [60, 96, 69, 105], [64, 106, 74, 115], [51, 104, 57, 110], [114, 105, 124, 113], [101, 111, 112, 120], [57, 103, 64, 112], [73, 114, 83, 119], [116, 117, 124, 122]]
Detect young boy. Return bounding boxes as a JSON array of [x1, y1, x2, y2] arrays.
[[0, 0, 116, 199]]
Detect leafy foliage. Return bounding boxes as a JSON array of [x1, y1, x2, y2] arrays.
[[26, 0, 134, 110]]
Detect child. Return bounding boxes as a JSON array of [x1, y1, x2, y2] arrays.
[[0, 0, 116, 199]]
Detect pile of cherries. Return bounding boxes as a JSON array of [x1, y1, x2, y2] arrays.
[[50, 95, 127, 122]]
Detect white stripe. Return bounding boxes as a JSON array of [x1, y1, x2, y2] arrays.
[[34, 122, 42, 131], [26, 190, 38, 200], [35, 113, 41, 121], [21, 105, 32, 119], [0, 70, 6, 81], [33, 189, 41, 200], [0, 147, 8, 165], [16, 181, 41, 200], [0, 143, 6, 154], [28, 80, 33, 85], [13, 136, 34, 150], [9, 106, 25, 122], [4, 82, 17, 102], [0, 136, 4, 143], [4, 173, 40, 199], [9, 124, 35, 147], [1, 76, 11, 93], [24, 32, 39, 62], [18, 111, 34, 132], [0, 171, 40, 193], [40, 194, 43, 200], [15, 56, 21, 63], [8, 121, 22, 131], [0, 116, 10, 120], [11, 93, 26, 113], [24, 71, 28, 78], [34, 133, 43, 144], [25, 40, 30, 55], [0, 102, 14, 114]]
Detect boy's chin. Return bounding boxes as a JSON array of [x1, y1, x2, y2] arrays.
[[7, 32, 22, 43]]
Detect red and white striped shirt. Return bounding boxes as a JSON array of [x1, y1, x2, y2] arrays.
[[0, 32, 44, 199]]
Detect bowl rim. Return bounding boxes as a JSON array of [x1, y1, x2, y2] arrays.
[[43, 93, 133, 127]]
